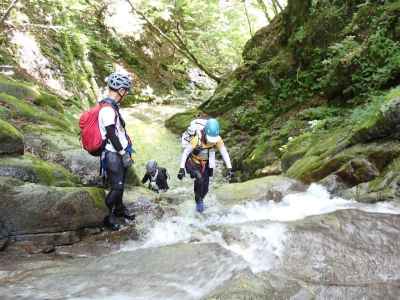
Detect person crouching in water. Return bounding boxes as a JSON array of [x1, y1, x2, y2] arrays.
[[177, 118, 233, 213], [142, 160, 169, 193], [99, 72, 135, 231]]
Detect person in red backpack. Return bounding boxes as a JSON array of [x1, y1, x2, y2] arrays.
[[99, 72, 135, 231]]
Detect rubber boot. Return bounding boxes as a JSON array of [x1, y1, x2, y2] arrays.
[[104, 210, 120, 231], [196, 199, 204, 213]]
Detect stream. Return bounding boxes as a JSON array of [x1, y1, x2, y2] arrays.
[[2, 103, 400, 299]]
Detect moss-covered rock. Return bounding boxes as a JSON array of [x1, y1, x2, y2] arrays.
[[165, 109, 200, 134], [34, 92, 64, 113], [0, 155, 79, 187], [0, 75, 39, 101], [0, 183, 106, 236], [0, 93, 72, 131], [0, 119, 24, 155], [215, 175, 306, 207]]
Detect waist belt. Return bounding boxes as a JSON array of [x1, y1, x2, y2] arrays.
[[190, 155, 208, 165]]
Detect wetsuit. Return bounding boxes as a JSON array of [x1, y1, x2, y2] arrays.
[[180, 129, 232, 205], [98, 98, 133, 223], [142, 167, 169, 193]]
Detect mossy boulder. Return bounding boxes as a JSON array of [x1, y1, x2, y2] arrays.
[[351, 95, 400, 144], [0, 155, 79, 187], [0, 75, 39, 101], [0, 119, 24, 155], [215, 176, 306, 207], [0, 184, 106, 236], [165, 109, 200, 134], [287, 141, 400, 184], [0, 93, 72, 132], [34, 92, 64, 112]]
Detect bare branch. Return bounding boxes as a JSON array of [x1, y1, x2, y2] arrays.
[[0, 0, 19, 27], [125, 0, 221, 83], [243, 0, 253, 37]]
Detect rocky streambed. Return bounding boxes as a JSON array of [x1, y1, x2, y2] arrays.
[[1, 103, 400, 299]]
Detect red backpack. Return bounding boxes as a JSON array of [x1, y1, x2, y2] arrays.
[[79, 103, 113, 156]]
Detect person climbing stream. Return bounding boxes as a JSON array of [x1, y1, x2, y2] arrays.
[[142, 160, 170, 193], [177, 118, 234, 213], [98, 72, 136, 231]]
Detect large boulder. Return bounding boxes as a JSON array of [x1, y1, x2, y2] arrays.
[[0, 119, 24, 155], [215, 175, 306, 207], [205, 209, 400, 299], [0, 155, 79, 187], [0, 180, 107, 237]]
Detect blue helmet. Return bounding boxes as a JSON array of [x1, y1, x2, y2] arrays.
[[204, 118, 220, 143]]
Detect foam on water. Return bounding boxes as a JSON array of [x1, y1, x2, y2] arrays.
[[122, 183, 400, 273]]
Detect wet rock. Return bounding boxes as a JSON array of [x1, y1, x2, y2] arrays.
[[0, 155, 79, 187], [318, 174, 349, 194], [0, 119, 24, 155], [335, 158, 379, 186], [0, 243, 247, 300], [280, 210, 400, 289], [215, 175, 306, 207], [0, 183, 107, 237], [256, 161, 282, 177], [204, 271, 313, 300], [60, 149, 102, 185]]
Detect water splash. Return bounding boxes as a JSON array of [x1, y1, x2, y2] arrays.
[[122, 183, 400, 273]]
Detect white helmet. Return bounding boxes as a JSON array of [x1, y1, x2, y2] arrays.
[[107, 72, 132, 91]]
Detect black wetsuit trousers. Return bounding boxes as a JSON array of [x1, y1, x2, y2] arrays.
[[105, 151, 127, 216], [185, 159, 210, 203]]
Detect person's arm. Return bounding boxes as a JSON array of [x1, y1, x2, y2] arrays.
[[105, 125, 123, 152], [217, 140, 232, 169], [142, 173, 149, 184], [180, 145, 193, 168]]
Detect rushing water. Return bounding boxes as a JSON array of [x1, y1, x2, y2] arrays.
[[3, 103, 400, 300], [122, 103, 400, 274]]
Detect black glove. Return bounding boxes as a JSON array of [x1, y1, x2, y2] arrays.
[[122, 152, 133, 168], [226, 168, 234, 181], [208, 168, 214, 177], [192, 146, 201, 156], [177, 168, 185, 180]]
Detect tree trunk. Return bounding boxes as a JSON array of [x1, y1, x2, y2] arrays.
[[125, 0, 221, 83], [0, 0, 19, 27]]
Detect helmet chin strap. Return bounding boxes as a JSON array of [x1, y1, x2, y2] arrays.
[[117, 89, 127, 99]]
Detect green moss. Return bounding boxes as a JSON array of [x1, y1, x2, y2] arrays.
[[0, 155, 79, 187], [165, 109, 200, 134], [287, 155, 324, 182], [0, 93, 73, 131], [0, 118, 23, 140], [0, 118, 24, 155], [85, 187, 106, 209], [0, 75, 39, 100], [34, 92, 64, 112]]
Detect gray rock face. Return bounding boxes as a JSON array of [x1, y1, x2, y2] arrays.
[[0, 243, 247, 300], [215, 175, 306, 207], [205, 209, 400, 299], [0, 183, 107, 237], [61, 149, 102, 185]]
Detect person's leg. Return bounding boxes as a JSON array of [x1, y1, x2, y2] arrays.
[[105, 152, 125, 229]]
